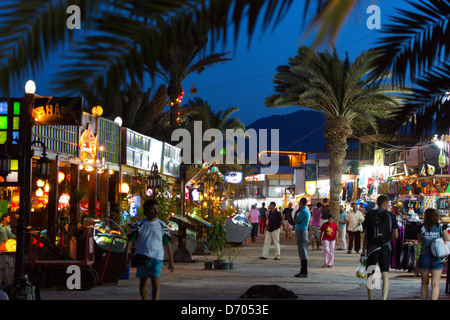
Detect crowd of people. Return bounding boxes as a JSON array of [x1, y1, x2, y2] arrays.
[[245, 195, 450, 300]]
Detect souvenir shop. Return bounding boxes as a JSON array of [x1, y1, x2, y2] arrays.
[[358, 164, 450, 274], [390, 174, 450, 272]]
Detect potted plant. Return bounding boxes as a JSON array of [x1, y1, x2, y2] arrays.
[[204, 258, 213, 270], [206, 207, 228, 269], [222, 244, 242, 270]]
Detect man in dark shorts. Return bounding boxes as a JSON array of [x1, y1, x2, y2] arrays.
[[360, 195, 398, 300]]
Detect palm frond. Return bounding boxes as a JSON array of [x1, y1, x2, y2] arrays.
[[371, 0, 450, 84]]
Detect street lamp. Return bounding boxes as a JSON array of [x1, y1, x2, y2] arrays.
[[0, 151, 11, 179], [147, 163, 162, 190], [1, 137, 50, 299]]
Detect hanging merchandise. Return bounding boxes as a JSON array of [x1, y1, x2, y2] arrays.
[[423, 195, 437, 212], [347, 182, 353, 201]]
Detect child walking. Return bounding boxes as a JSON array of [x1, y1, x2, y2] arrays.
[[320, 214, 338, 268]]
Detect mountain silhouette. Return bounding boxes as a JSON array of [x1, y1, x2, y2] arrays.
[[246, 110, 326, 153]]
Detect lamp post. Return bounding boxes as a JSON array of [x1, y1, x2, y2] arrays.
[[0, 138, 50, 299], [147, 163, 162, 193]]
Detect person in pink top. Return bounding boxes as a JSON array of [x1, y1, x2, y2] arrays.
[[248, 205, 260, 242], [310, 203, 323, 250]]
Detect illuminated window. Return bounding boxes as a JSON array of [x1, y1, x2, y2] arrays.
[[13, 102, 20, 115], [13, 117, 19, 130], [0, 116, 7, 129], [0, 102, 7, 114], [0, 131, 6, 144]]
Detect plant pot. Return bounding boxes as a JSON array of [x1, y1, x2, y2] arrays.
[[221, 262, 232, 270], [204, 261, 213, 270], [213, 259, 225, 269]]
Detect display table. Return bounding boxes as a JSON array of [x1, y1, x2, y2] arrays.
[[0, 252, 15, 287]]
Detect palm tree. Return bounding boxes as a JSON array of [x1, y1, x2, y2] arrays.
[[0, 0, 359, 96], [181, 97, 246, 166], [143, 29, 231, 130], [265, 46, 404, 218], [370, 0, 450, 136]]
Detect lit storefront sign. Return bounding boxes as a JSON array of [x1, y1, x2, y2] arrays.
[[32, 97, 83, 125], [245, 174, 266, 182]]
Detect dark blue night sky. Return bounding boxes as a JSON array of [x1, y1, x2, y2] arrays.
[[10, 0, 411, 126]]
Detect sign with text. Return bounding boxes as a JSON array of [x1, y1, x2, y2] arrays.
[[33, 97, 83, 125]]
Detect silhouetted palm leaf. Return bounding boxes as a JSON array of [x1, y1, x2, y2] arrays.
[[371, 0, 450, 136], [0, 0, 358, 95], [371, 0, 450, 84]]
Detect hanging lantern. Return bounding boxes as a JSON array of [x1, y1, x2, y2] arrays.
[[5, 239, 16, 252], [36, 154, 51, 180], [0, 152, 11, 179], [36, 179, 45, 187], [190, 84, 197, 94], [11, 191, 20, 205], [44, 183, 50, 192], [92, 105, 103, 116], [59, 192, 71, 206], [147, 163, 162, 190], [58, 171, 65, 184], [120, 183, 130, 194], [36, 188, 44, 197]]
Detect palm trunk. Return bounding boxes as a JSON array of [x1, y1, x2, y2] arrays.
[[324, 117, 352, 220]]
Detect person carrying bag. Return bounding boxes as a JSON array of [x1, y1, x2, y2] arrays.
[[417, 208, 450, 300]]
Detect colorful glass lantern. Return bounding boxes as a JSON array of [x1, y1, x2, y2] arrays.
[[5, 239, 16, 252], [58, 171, 65, 184], [120, 183, 130, 194]]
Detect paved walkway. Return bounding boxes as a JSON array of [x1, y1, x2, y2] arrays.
[[40, 232, 450, 300]]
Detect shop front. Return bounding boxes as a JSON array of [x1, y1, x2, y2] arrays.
[[120, 127, 164, 219]]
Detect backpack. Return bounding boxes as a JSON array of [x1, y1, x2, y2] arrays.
[[367, 209, 392, 246], [321, 205, 330, 220], [286, 209, 295, 226]]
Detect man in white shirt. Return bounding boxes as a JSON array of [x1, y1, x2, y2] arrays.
[[346, 202, 365, 254]]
